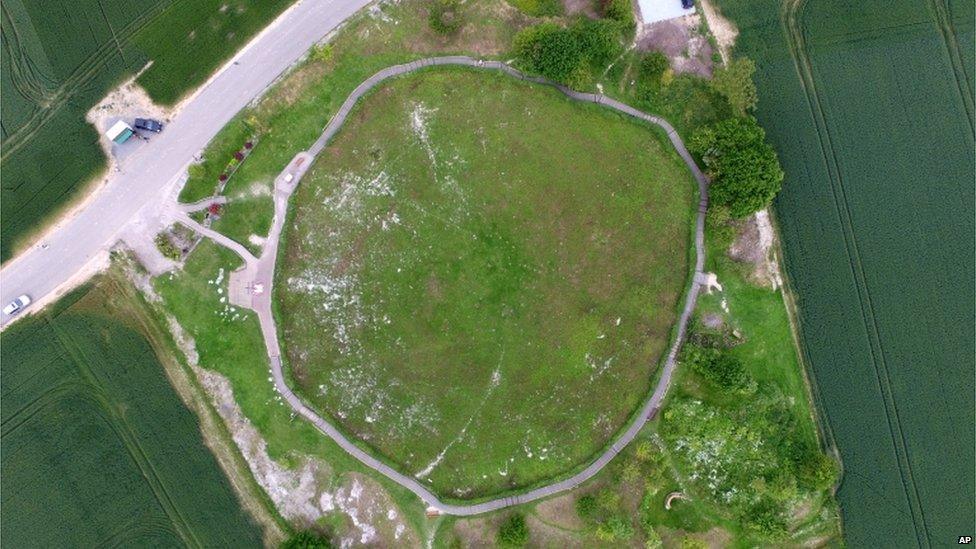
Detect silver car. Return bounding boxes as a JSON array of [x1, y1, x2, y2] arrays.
[[3, 294, 32, 315]]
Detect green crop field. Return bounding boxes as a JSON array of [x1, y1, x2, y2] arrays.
[[0, 276, 264, 546], [716, 0, 975, 545], [276, 69, 697, 498], [0, 0, 292, 261]]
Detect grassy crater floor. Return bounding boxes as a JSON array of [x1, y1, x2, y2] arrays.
[[276, 69, 696, 498]]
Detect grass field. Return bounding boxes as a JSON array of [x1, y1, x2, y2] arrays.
[[716, 0, 976, 544], [154, 239, 431, 544], [433, 216, 841, 546], [0, 274, 264, 547], [176, 0, 728, 257], [276, 68, 697, 498], [0, 0, 293, 260]]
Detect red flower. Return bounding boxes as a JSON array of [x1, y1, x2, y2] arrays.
[[219, 173, 228, 181]]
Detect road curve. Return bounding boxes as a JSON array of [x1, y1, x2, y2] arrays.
[[0, 0, 373, 328], [190, 57, 709, 516]]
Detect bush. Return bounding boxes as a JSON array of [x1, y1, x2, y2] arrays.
[[514, 23, 584, 84], [498, 513, 529, 547], [690, 117, 784, 218], [639, 51, 670, 84], [428, 0, 464, 35], [682, 345, 748, 390], [711, 57, 757, 116], [575, 494, 598, 520], [573, 18, 625, 67], [280, 530, 334, 549], [602, 0, 636, 34], [514, 20, 626, 86], [595, 516, 634, 541], [745, 498, 789, 539]]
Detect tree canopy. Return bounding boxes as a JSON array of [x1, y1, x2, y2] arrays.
[[690, 117, 784, 218], [711, 58, 758, 116], [280, 530, 334, 549], [513, 19, 626, 86]]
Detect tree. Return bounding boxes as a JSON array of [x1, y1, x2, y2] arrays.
[[572, 18, 625, 68], [690, 117, 784, 218], [711, 57, 758, 116], [280, 530, 334, 549], [498, 513, 530, 547], [428, 0, 464, 35], [514, 23, 584, 84]]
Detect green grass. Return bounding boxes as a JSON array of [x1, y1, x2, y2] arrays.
[[153, 240, 431, 541], [505, 0, 564, 17], [716, 0, 975, 545], [0, 0, 294, 260], [0, 275, 264, 547], [176, 0, 534, 255], [276, 68, 696, 498], [431, 218, 841, 547]]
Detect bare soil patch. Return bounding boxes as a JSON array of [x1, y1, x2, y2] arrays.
[[637, 14, 714, 77], [563, 0, 599, 19], [698, 0, 737, 64], [727, 209, 782, 289]]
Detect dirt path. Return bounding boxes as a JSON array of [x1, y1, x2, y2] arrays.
[[186, 57, 709, 516]]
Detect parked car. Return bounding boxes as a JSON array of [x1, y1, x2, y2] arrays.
[[682, 0, 694, 8], [134, 118, 164, 132], [3, 294, 32, 315]]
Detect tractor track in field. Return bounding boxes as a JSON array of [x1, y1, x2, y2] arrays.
[[183, 56, 710, 516], [927, 0, 975, 135], [781, 1, 932, 545]]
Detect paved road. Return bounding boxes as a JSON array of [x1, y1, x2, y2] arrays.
[[194, 57, 710, 515], [0, 0, 372, 328]]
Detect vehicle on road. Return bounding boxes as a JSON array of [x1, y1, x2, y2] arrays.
[[3, 294, 32, 315], [134, 118, 164, 132]]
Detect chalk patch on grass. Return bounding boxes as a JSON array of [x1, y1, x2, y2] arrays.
[[415, 357, 503, 479]]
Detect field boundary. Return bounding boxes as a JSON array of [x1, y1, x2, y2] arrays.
[[183, 56, 710, 515], [781, 1, 931, 545]]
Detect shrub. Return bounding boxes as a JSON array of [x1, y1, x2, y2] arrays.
[[572, 18, 625, 67], [310, 43, 334, 63], [602, 0, 635, 34], [711, 57, 758, 116], [514, 20, 626, 86], [429, 0, 464, 35], [155, 233, 181, 261], [595, 516, 634, 541], [690, 116, 784, 218], [498, 513, 529, 547], [575, 494, 598, 520], [514, 23, 584, 84], [280, 530, 334, 549], [639, 51, 670, 84], [682, 344, 748, 389], [745, 498, 789, 539]]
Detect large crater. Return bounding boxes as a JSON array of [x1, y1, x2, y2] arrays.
[[276, 69, 695, 499]]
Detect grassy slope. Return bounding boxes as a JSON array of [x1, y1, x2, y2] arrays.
[[716, 0, 976, 544], [0, 0, 294, 261], [153, 240, 432, 540], [177, 0, 729, 257], [277, 68, 696, 497], [0, 274, 264, 547]]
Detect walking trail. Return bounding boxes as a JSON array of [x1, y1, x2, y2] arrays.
[[180, 56, 710, 516]]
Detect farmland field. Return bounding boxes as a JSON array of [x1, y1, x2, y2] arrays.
[[0, 275, 264, 546], [716, 0, 975, 545], [0, 0, 293, 260], [276, 68, 697, 498]]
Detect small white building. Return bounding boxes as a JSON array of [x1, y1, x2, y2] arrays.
[[637, 0, 695, 24], [105, 120, 134, 144]]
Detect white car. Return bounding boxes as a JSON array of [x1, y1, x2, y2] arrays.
[[3, 294, 32, 315]]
